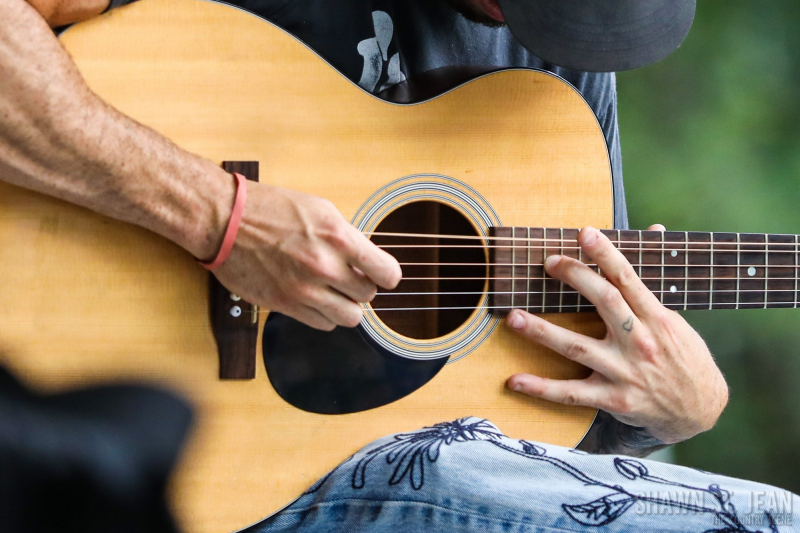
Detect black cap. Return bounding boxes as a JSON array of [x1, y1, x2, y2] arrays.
[[498, 0, 696, 72]]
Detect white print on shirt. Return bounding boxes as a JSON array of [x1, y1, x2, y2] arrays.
[[357, 11, 406, 93]]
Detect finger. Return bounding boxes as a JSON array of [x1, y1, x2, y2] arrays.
[[346, 228, 403, 290], [578, 227, 661, 316], [507, 310, 620, 376], [647, 224, 666, 232], [284, 304, 338, 332], [327, 263, 377, 303], [310, 286, 365, 328], [507, 373, 601, 409], [543, 254, 635, 329]]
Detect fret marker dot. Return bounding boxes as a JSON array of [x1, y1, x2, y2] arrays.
[[670, 285, 677, 293], [748, 266, 757, 277], [671, 250, 678, 257]]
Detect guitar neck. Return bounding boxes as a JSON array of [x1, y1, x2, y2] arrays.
[[488, 227, 800, 313]]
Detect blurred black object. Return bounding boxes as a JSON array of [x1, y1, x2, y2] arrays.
[[0, 366, 192, 533]]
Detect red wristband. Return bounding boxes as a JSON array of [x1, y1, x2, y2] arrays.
[[199, 172, 248, 271]]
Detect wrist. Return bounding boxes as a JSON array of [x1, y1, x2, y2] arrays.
[[182, 164, 238, 261], [198, 172, 247, 270]]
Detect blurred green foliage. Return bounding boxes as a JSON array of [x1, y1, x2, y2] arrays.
[[618, 0, 800, 491]]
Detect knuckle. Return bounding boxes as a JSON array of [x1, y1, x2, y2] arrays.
[[270, 293, 289, 311], [600, 286, 623, 309], [616, 265, 639, 288], [363, 285, 378, 302], [328, 223, 355, 251], [605, 392, 633, 415], [650, 307, 671, 328], [315, 202, 343, 233], [527, 320, 548, 340], [355, 248, 374, 270], [656, 307, 681, 328], [308, 256, 338, 280], [296, 284, 319, 304], [633, 335, 659, 361], [564, 340, 589, 362], [592, 239, 612, 258], [561, 390, 582, 406]]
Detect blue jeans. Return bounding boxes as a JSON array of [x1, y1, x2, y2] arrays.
[[244, 418, 799, 532]]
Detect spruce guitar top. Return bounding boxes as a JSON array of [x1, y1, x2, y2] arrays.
[[0, 0, 796, 531]]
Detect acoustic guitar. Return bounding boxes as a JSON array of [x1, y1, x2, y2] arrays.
[[1, 0, 797, 531]]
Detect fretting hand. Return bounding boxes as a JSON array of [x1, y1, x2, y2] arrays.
[[506, 225, 729, 445], [211, 184, 402, 331]]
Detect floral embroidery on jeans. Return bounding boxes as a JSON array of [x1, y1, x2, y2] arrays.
[[334, 418, 781, 532]]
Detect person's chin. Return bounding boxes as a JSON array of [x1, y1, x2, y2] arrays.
[[445, 0, 506, 27]]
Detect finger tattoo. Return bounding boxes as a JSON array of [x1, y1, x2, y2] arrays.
[[622, 315, 634, 333]]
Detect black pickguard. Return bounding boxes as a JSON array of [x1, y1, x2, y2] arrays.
[[262, 313, 448, 415]]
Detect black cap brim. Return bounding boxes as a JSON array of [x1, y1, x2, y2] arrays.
[[498, 0, 696, 72]]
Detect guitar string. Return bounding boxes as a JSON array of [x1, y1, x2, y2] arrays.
[[377, 243, 800, 260], [394, 262, 794, 267], [377, 244, 800, 255], [257, 300, 799, 314], [373, 288, 800, 296], [365, 302, 798, 311], [396, 275, 796, 281], [365, 231, 800, 247], [376, 243, 800, 251]]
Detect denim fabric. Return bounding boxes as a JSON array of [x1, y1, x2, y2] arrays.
[[245, 418, 799, 533]]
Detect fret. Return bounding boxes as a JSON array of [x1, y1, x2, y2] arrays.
[[525, 227, 531, 313], [796, 234, 799, 309], [641, 230, 663, 302], [511, 227, 516, 310], [543, 229, 562, 313], [709, 233, 737, 310], [662, 231, 687, 309], [616, 230, 639, 273], [709, 233, 714, 310], [687, 232, 712, 310], [684, 232, 689, 311], [765, 236, 769, 309], [736, 233, 741, 309], [512, 227, 527, 310], [638, 230, 643, 279], [560, 229, 581, 313], [542, 227, 547, 313], [661, 232, 665, 306], [558, 228, 564, 313], [766, 234, 795, 308], [528, 228, 545, 313], [738, 233, 767, 309], [577, 233, 584, 312]]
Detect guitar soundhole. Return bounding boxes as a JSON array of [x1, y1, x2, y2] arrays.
[[370, 201, 487, 340]]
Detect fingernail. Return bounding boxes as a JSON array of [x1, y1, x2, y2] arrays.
[[508, 311, 525, 330], [512, 383, 522, 392], [581, 227, 598, 246], [544, 255, 561, 270]]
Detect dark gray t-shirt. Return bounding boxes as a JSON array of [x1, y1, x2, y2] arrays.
[[107, 0, 628, 228]]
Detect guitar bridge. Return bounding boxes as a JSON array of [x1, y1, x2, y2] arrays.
[[209, 161, 260, 380]]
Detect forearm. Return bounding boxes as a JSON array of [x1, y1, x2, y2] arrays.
[[0, 0, 232, 259], [577, 411, 669, 458]]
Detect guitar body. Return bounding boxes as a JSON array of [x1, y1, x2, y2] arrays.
[[0, 0, 613, 530]]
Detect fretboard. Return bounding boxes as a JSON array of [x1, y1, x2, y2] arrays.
[[488, 227, 800, 314]]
